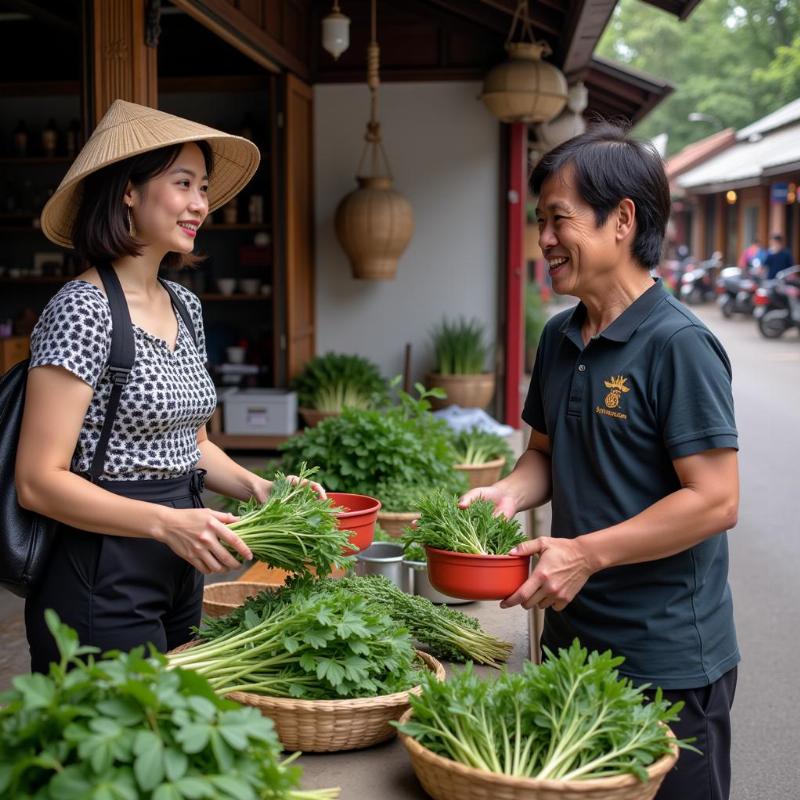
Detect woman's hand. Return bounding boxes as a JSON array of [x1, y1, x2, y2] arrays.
[[285, 475, 327, 499], [459, 485, 517, 520], [246, 474, 327, 501], [155, 507, 253, 575]]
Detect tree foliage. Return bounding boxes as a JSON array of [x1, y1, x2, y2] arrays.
[[596, 0, 800, 155]]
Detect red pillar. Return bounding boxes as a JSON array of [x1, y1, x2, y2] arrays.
[[504, 122, 526, 428]]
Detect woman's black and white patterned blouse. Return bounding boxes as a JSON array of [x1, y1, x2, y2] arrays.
[[29, 279, 217, 481]]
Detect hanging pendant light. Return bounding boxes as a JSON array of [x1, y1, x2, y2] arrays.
[[335, 0, 413, 280], [481, 0, 568, 124], [321, 1, 350, 61]]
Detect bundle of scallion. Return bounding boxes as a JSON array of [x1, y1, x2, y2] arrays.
[[226, 463, 355, 577], [169, 583, 422, 699], [402, 489, 525, 555], [202, 575, 512, 668]]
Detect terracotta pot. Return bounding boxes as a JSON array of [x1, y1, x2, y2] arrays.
[[426, 373, 496, 410], [453, 458, 505, 490], [328, 491, 381, 554], [376, 509, 420, 538], [299, 407, 341, 428], [425, 547, 530, 601]]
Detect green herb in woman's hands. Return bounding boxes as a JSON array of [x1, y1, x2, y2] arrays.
[[226, 463, 354, 577], [403, 489, 526, 555]]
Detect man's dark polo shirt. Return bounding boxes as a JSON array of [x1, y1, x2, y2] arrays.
[[522, 279, 739, 689]]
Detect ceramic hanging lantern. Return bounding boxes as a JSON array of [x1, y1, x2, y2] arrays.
[[334, 0, 413, 280], [480, 2, 568, 124]]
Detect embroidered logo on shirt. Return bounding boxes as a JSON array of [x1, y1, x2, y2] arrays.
[[595, 375, 630, 420]]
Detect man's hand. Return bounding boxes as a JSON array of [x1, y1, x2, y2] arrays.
[[459, 485, 517, 519], [500, 537, 594, 611]]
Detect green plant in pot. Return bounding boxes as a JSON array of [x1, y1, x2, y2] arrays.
[[290, 352, 388, 427], [426, 317, 495, 410], [525, 282, 547, 370], [451, 427, 516, 490], [280, 382, 467, 535]]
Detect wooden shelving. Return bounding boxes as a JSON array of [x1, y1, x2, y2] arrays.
[[200, 292, 271, 301]]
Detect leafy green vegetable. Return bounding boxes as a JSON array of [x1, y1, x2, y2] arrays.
[[395, 639, 696, 782], [0, 611, 339, 800], [171, 579, 422, 699], [403, 489, 526, 555], [430, 317, 488, 375], [226, 464, 355, 577], [290, 352, 387, 411], [279, 384, 466, 504], [452, 427, 515, 476], [203, 576, 512, 668], [402, 542, 427, 563]]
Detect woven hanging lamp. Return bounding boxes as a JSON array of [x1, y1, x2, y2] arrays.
[[480, 0, 568, 124], [334, 0, 413, 280]]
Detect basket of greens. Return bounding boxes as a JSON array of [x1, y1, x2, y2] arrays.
[[403, 490, 529, 600], [168, 578, 445, 752], [395, 640, 689, 800], [0, 611, 339, 800]]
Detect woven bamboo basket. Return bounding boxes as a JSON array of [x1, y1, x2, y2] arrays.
[[397, 709, 678, 800], [202, 582, 272, 618], [169, 644, 444, 753], [454, 457, 505, 490], [376, 509, 420, 538]]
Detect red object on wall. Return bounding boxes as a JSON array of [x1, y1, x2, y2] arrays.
[[505, 122, 526, 428]]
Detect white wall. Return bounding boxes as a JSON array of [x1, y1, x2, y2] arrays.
[[314, 81, 500, 386]]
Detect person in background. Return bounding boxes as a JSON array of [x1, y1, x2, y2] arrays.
[[764, 233, 793, 279], [462, 123, 739, 800], [738, 237, 765, 270]]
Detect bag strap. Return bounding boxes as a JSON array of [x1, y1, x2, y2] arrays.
[[89, 264, 136, 483], [158, 278, 198, 349]]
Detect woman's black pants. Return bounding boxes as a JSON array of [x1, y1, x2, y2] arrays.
[[25, 471, 205, 673]]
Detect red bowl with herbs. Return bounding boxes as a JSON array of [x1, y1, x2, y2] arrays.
[[328, 492, 382, 554], [425, 547, 530, 600]]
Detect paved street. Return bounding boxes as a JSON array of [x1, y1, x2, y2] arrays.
[[0, 300, 797, 799]]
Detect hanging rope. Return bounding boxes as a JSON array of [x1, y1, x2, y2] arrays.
[[357, 0, 393, 180], [505, 0, 551, 55]]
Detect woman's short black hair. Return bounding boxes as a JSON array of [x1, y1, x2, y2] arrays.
[[72, 140, 214, 269], [530, 122, 670, 269]]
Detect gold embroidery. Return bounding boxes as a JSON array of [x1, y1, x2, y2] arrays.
[[603, 375, 630, 410]]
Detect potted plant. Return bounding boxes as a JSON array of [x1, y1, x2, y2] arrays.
[[426, 317, 495, 410], [402, 489, 528, 601], [451, 427, 515, 490], [525, 282, 547, 370], [279, 383, 467, 532], [290, 352, 387, 427]]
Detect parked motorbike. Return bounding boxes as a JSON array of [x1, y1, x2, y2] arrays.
[[716, 265, 760, 318], [756, 266, 800, 339], [681, 258, 720, 305]]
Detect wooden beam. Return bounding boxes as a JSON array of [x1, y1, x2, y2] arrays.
[[477, 0, 562, 38], [168, 0, 307, 79], [561, 0, 617, 76]]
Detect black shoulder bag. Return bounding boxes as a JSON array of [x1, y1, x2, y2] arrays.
[[0, 264, 197, 597]]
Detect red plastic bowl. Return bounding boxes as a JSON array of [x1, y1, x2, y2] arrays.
[[328, 492, 381, 554], [425, 546, 530, 600]]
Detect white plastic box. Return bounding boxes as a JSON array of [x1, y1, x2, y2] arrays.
[[222, 389, 298, 435]]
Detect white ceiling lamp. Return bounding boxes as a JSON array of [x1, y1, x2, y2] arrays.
[[321, 1, 350, 61]]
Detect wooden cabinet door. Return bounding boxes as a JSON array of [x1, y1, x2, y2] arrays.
[[283, 73, 315, 381]]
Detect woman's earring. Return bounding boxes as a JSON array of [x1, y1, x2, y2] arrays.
[[127, 205, 136, 238]]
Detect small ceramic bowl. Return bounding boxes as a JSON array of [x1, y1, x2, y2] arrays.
[[217, 278, 237, 295]]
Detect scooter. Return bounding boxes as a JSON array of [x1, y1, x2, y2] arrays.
[[756, 266, 800, 339], [716, 266, 759, 318], [680, 259, 719, 305]]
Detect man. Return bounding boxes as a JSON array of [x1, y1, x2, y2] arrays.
[[738, 238, 765, 269], [763, 233, 793, 279], [462, 124, 739, 800]]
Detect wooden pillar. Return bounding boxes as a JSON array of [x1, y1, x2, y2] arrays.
[[90, 0, 158, 124], [504, 122, 526, 428]]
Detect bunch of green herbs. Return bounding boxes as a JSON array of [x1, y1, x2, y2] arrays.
[[279, 383, 465, 503], [290, 352, 387, 411], [403, 489, 526, 555], [395, 639, 694, 782], [431, 317, 488, 375], [0, 611, 338, 800], [172, 580, 422, 699], [226, 463, 355, 577], [452, 427, 515, 476], [206, 576, 512, 668]]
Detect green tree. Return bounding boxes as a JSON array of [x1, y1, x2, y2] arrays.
[[596, 0, 800, 155]]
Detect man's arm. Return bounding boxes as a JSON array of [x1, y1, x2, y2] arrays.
[[501, 447, 739, 611]]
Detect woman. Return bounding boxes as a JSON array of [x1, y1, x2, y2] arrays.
[[17, 100, 322, 671]]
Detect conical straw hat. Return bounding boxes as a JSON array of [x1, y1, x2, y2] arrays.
[[41, 99, 261, 248]]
